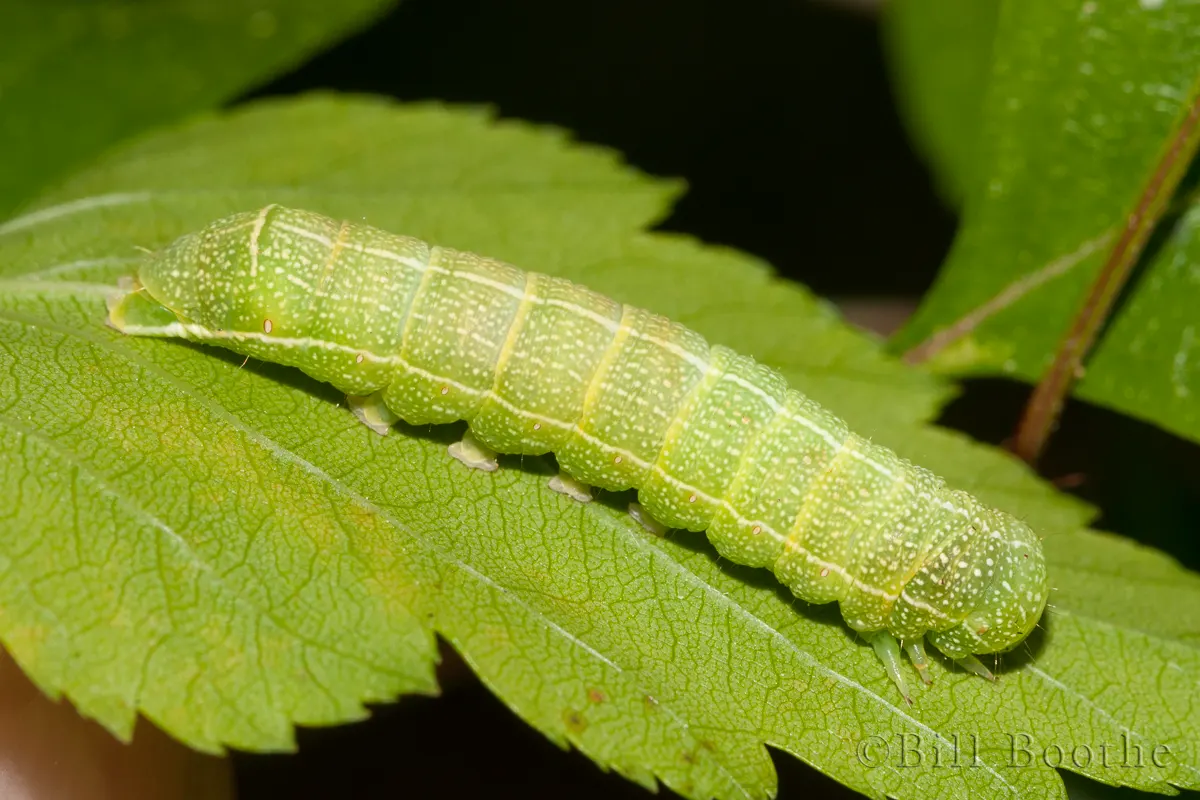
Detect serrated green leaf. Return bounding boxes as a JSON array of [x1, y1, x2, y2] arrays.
[[882, 0, 1001, 207], [0, 0, 397, 217], [1, 95, 1198, 800], [889, 0, 1200, 449]]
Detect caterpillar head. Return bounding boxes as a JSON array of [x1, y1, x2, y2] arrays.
[[107, 210, 276, 336], [925, 513, 1050, 660], [107, 207, 412, 395]]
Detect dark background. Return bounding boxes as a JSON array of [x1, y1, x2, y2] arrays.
[[235, 1, 1197, 797], [257, 0, 957, 301]]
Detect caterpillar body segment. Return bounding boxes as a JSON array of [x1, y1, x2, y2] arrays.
[[107, 205, 1050, 701]]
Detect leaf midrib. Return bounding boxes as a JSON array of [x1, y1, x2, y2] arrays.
[[0, 303, 768, 797], [10, 279, 1189, 794]]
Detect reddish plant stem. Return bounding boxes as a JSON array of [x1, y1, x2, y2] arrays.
[[1012, 87, 1200, 464]]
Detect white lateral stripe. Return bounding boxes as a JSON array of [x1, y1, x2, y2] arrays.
[[120, 320, 931, 611], [900, 590, 950, 620], [278, 222, 710, 366]]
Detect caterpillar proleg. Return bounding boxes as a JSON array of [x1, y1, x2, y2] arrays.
[[107, 205, 1049, 702]]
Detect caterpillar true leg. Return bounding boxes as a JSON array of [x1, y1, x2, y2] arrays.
[[448, 430, 500, 472], [867, 631, 913, 705], [904, 640, 934, 686], [954, 653, 996, 681], [347, 391, 399, 435], [548, 472, 593, 503]]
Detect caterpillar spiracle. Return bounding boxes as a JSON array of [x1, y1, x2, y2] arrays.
[[106, 205, 1049, 702]]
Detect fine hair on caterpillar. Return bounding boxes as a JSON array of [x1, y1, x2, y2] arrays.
[[107, 204, 1051, 704]]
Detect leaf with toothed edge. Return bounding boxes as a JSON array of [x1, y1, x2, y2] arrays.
[[0, 95, 1198, 800]]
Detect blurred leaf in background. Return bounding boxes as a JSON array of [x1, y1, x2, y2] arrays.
[[0, 0, 398, 219], [882, 0, 1001, 208], [886, 0, 1200, 451]]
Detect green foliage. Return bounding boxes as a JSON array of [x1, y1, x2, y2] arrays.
[[0, 0, 397, 218], [1, 96, 1199, 800], [887, 0, 1200, 447], [882, 0, 1000, 207]]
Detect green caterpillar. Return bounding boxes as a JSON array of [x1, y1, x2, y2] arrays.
[[107, 205, 1049, 702]]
